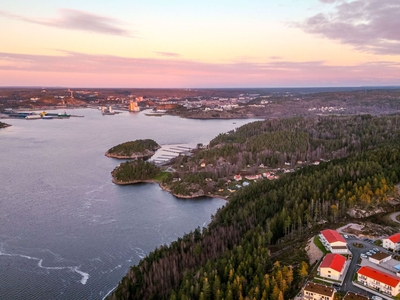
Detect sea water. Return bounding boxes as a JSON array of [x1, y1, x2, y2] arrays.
[[0, 109, 255, 299]]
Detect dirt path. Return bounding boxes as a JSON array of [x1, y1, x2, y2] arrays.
[[305, 237, 323, 265]]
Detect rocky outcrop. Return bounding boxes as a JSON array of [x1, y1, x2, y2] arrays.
[[0, 122, 11, 129], [347, 206, 385, 218], [105, 149, 156, 160], [105, 139, 161, 159]]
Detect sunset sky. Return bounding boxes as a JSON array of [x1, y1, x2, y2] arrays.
[[0, 0, 399, 88]]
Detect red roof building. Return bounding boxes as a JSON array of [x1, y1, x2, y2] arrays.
[[357, 266, 400, 297], [320, 254, 346, 272], [321, 229, 346, 243], [388, 233, 400, 243], [319, 229, 348, 254], [383, 233, 400, 251], [319, 254, 346, 280]]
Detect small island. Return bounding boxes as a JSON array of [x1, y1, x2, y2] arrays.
[[0, 121, 11, 129], [105, 139, 160, 159]]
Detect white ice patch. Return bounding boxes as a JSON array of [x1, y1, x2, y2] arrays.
[[133, 247, 145, 259], [0, 250, 89, 284], [74, 267, 89, 284]]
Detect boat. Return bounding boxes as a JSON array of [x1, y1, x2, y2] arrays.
[[56, 112, 70, 118], [25, 113, 41, 120], [40, 111, 70, 119], [42, 115, 53, 120], [144, 109, 166, 117]]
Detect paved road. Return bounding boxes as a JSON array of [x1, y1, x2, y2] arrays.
[[390, 211, 400, 224], [338, 236, 392, 298]]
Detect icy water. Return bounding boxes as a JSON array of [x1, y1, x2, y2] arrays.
[[0, 109, 255, 299]]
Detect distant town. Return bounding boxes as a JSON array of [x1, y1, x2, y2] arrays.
[[1, 87, 400, 120]]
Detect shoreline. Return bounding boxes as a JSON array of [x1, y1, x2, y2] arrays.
[[112, 178, 228, 201], [0, 121, 11, 128], [105, 152, 154, 160]]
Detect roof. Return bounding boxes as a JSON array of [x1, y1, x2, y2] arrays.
[[331, 246, 348, 249], [370, 252, 391, 261], [358, 266, 400, 288], [320, 254, 346, 272], [321, 229, 346, 244], [303, 282, 334, 297], [386, 232, 400, 243], [343, 291, 369, 300]]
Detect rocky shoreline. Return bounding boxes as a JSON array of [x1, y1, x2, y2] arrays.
[[112, 177, 228, 200], [105, 149, 156, 160], [0, 122, 11, 129]]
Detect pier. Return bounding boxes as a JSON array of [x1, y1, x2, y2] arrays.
[[150, 144, 195, 165]]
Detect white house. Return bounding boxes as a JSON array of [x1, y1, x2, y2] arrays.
[[319, 229, 348, 253], [369, 252, 392, 265], [318, 253, 346, 281], [382, 233, 400, 251], [357, 265, 400, 297], [302, 282, 335, 300]]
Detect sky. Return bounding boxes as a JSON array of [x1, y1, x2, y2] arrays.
[[0, 0, 399, 88]]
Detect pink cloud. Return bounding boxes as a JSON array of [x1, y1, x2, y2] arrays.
[[0, 9, 132, 37], [155, 52, 181, 57], [0, 51, 399, 87], [299, 0, 400, 55]]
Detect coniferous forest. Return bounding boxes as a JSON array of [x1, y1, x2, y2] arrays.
[[108, 114, 400, 300]]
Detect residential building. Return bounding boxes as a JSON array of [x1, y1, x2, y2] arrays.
[[233, 174, 242, 181], [302, 282, 335, 300], [343, 291, 369, 300], [357, 265, 400, 297], [382, 233, 400, 251], [319, 229, 348, 253], [318, 253, 346, 280], [369, 252, 391, 265]]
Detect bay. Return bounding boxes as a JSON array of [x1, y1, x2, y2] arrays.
[[0, 109, 255, 300]]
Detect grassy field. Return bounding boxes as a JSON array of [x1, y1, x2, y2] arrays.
[[313, 236, 330, 255]]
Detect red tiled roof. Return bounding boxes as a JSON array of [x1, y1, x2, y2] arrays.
[[320, 253, 346, 272], [358, 266, 400, 288], [321, 229, 346, 243], [387, 232, 400, 243]]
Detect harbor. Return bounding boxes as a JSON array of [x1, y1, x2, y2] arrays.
[[149, 144, 194, 165], [0, 110, 84, 120]]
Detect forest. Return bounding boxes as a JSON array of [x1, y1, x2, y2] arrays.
[[108, 114, 400, 300], [166, 114, 400, 197], [106, 139, 160, 159], [112, 160, 161, 183]]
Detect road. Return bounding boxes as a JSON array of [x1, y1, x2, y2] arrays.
[[338, 236, 390, 298], [390, 211, 400, 224]]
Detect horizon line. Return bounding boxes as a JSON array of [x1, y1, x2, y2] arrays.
[[1, 85, 400, 90]]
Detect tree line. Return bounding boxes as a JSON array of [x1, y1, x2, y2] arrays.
[[108, 138, 400, 299]]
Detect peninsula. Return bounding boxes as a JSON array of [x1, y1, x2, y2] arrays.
[[111, 113, 400, 201], [105, 139, 160, 159], [0, 121, 10, 128]]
